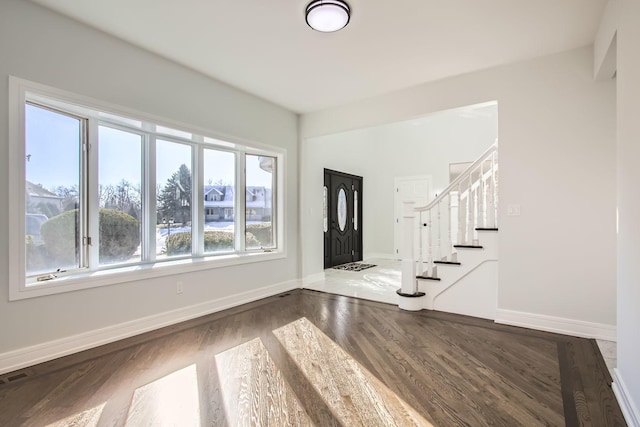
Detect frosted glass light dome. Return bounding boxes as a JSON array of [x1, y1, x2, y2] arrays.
[[306, 0, 350, 33]]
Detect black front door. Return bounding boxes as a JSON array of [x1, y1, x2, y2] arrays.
[[324, 169, 363, 268]]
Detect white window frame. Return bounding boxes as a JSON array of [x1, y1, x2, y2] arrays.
[[8, 77, 286, 301], [244, 153, 278, 251]]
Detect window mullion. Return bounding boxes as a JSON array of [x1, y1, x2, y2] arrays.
[[192, 145, 203, 257], [273, 156, 279, 249], [236, 153, 246, 252], [87, 118, 100, 269], [194, 135, 205, 257], [146, 135, 157, 262]]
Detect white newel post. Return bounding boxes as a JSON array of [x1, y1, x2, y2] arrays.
[[398, 201, 425, 311]]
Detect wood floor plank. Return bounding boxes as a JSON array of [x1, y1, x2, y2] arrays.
[[214, 338, 314, 426], [273, 317, 432, 426], [261, 332, 343, 427], [0, 290, 627, 427], [572, 339, 626, 427]]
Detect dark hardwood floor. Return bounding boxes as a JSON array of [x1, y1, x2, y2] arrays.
[[0, 289, 626, 426]]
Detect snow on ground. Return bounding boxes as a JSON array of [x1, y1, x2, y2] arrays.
[[155, 221, 261, 253]]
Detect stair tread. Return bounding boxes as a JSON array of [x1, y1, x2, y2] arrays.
[[453, 244, 484, 249], [475, 227, 498, 231], [433, 260, 462, 265], [416, 275, 441, 281]]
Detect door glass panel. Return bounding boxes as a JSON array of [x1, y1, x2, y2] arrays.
[[323, 186, 328, 232], [25, 104, 83, 277], [156, 140, 192, 258], [354, 190, 358, 231], [337, 188, 347, 232]]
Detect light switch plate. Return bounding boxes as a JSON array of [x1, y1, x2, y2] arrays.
[[507, 204, 521, 216]]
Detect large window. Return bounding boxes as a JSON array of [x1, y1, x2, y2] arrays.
[[203, 149, 236, 254], [156, 140, 193, 258], [11, 80, 284, 299], [245, 154, 275, 250], [98, 126, 143, 265], [25, 104, 84, 276]]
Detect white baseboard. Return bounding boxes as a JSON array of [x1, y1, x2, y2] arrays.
[[0, 279, 300, 375], [302, 272, 325, 286], [495, 309, 616, 341], [613, 368, 640, 427]]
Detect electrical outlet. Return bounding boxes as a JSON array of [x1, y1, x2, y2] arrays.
[[507, 204, 521, 216], [176, 281, 184, 294]]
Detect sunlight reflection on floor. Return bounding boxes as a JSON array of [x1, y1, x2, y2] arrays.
[[91, 313, 433, 425], [274, 318, 433, 427], [215, 338, 314, 426], [125, 365, 200, 427], [46, 402, 106, 427]]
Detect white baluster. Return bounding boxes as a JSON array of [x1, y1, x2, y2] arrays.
[[486, 158, 495, 228], [474, 184, 479, 243], [418, 211, 424, 274], [479, 159, 485, 228], [493, 151, 499, 228], [437, 201, 442, 260], [470, 182, 476, 244], [428, 209, 433, 276], [458, 182, 464, 245], [447, 192, 452, 258], [467, 172, 473, 245]]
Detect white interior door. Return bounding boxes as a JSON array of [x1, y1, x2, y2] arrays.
[[394, 176, 432, 259]]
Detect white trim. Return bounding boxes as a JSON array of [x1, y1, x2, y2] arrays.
[[0, 279, 300, 375], [302, 272, 326, 286], [613, 368, 640, 427], [11, 251, 286, 301], [8, 76, 27, 305], [495, 309, 617, 340]]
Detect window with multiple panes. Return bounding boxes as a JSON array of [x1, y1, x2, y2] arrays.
[[12, 80, 283, 298]]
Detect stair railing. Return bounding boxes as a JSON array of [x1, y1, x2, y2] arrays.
[[413, 142, 498, 278]]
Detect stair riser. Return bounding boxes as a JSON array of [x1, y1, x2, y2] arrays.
[[416, 231, 498, 316]]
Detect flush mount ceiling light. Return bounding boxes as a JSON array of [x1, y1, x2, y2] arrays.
[[305, 0, 351, 33]]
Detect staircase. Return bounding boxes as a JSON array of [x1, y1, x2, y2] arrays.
[[398, 143, 499, 318]]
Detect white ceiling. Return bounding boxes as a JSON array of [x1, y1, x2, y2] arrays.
[[31, 0, 607, 114]]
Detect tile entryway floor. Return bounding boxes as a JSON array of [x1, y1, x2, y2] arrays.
[[305, 258, 401, 305], [596, 339, 617, 377]]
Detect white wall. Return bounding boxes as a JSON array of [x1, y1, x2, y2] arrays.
[[0, 0, 298, 356], [301, 47, 617, 331], [303, 105, 497, 265], [617, 1, 640, 420], [597, 0, 640, 423]]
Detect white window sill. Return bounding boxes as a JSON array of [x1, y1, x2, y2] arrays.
[[11, 250, 286, 301]]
